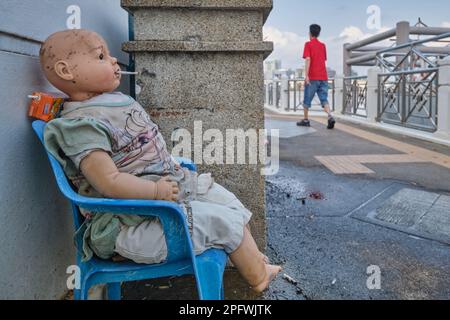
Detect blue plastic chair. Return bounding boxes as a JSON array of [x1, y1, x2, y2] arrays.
[[32, 120, 227, 300]]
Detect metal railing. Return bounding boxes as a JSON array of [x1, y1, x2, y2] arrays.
[[287, 79, 304, 111], [344, 23, 450, 74], [378, 68, 439, 132], [375, 33, 450, 76], [343, 76, 368, 117], [343, 23, 449, 133], [286, 79, 335, 111]]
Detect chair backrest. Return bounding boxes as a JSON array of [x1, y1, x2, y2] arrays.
[[32, 120, 85, 229]]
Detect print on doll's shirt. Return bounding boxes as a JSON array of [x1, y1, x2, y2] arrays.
[[98, 106, 172, 175]]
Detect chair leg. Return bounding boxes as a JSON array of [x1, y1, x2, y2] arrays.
[[107, 283, 122, 300], [196, 260, 224, 300], [79, 280, 89, 301], [79, 276, 97, 300], [73, 288, 81, 300]]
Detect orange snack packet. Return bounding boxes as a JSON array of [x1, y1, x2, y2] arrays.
[[28, 92, 66, 122]]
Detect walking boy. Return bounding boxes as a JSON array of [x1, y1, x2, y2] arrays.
[[297, 24, 336, 129]]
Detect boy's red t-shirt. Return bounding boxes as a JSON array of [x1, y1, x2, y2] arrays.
[[303, 38, 328, 80]]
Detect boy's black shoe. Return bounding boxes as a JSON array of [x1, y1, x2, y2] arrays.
[[297, 120, 311, 127], [327, 117, 336, 130]]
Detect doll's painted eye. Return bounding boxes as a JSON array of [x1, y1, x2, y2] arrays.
[[99, 53, 104, 60]]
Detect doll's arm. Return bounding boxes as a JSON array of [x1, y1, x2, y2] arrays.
[[80, 150, 179, 201], [171, 156, 181, 170]]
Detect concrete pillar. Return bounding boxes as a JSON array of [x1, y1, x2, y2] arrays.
[[343, 43, 351, 77], [334, 75, 344, 114], [280, 74, 289, 111], [436, 56, 450, 139], [366, 67, 382, 122], [122, 0, 272, 272]]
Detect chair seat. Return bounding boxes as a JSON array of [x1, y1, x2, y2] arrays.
[[85, 248, 227, 275]]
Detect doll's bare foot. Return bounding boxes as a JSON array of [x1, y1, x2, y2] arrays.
[[252, 264, 282, 293]]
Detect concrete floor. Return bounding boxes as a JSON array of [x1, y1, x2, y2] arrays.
[[263, 115, 450, 300]]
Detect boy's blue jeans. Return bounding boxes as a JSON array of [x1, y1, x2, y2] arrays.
[[303, 80, 329, 109]]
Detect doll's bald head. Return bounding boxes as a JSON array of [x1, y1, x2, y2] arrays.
[[40, 29, 121, 101]]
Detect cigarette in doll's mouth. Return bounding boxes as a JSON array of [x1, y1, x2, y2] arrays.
[[116, 71, 139, 75]]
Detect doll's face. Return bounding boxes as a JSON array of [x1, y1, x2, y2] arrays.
[[71, 32, 121, 94], [40, 30, 121, 100]]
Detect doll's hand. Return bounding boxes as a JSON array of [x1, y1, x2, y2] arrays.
[[156, 176, 179, 202], [172, 157, 181, 171]]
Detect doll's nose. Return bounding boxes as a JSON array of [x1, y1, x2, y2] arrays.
[[111, 57, 118, 65]]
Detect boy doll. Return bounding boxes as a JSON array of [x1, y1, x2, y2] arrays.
[[40, 29, 281, 293]]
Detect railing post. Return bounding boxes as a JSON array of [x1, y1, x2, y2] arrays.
[[352, 80, 357, 114], [293, 80, 298, 111], [436, 56, 450, 138], [343, 43, 351, 77], [367, 67, 381, 123], [280, 74, 289, 111], [396, 21, 411, 68], [401, 74, 407, 124], [334, 76, 344, 114]]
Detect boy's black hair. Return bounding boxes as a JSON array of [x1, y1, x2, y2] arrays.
[[310, 24, 321, 38]]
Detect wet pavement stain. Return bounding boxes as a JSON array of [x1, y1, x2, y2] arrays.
[[309, 191, 325, 200]]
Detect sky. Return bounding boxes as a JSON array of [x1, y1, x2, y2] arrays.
[[264, 0, 450, 74]]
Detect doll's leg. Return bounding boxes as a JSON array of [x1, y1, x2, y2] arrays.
[[229, 227, 282, 293], [187, 200, 281, 292], [244, 225, 270, 264], [197, 183, 269, 264]]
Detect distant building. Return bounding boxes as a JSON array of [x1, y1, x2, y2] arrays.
[[283, 68, 296, 79], [266, 62, 336, 80], [265, 60, 282, 73], [264, 60, 282, 79], [295, 68, 304, 79], [265, 60, 334, 80], [273, 68, 287, 79]]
